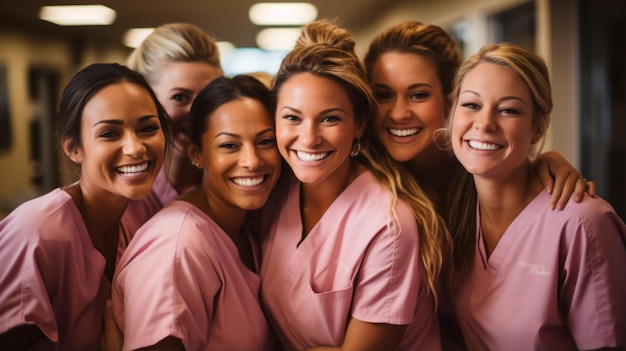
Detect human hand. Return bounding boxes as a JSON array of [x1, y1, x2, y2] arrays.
[[533, 151, 596, 210]]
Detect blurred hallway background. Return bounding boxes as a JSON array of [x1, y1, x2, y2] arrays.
[[0, 0, 624, 221]]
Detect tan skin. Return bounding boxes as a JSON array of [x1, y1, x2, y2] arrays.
[[369, 52, 595, 212]]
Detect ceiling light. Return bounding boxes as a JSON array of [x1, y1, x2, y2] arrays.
[[256, 28, 301, 51], [39, 5, 116, 26], [123, 28, 155, 48], [249, 2, 317, 26]]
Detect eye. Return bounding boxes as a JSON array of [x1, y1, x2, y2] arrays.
[[258, 137, 276, 148], [409, 91, 430, 100], [461, 102, 480, 110], [139, 124, 161, 135], [281, 114, 300, 122], [98, 130, 119, 139], [373, 89, 393, 102], [219, 141, 239, 150], [171, 93, 190, 104], [321, 115, 341, 123], [500, 108, 520, 115]]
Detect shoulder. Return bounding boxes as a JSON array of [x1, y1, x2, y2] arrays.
[[1, 189, 83, 242]]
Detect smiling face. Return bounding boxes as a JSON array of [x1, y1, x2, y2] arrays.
[[192, 97, 281, 211], [275, 73, 364, 187], [67, 81, 165, 200], [451, 62, 537, 179], [370, 52, 447, 163], [150, 60, 221, 141]]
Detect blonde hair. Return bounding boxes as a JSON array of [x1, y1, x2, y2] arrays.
[[274, 19, 452, 301], [127, 22, 223, 85], [446, 42, 553, 282]]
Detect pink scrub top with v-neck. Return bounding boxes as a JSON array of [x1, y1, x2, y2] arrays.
[[452, 190, 626, 350], [113, 200, 276, 351], [259, 171, 440, 351], [0, 188, 134, 351]]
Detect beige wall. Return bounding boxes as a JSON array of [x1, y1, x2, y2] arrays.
[[0, 0, 582, 215], [0, 28, 129, 215]]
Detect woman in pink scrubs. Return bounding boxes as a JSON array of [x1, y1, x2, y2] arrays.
[[113, 75, 281, 350], [447, 43, 626, 350], [0, 63, 168, 350], [259, 20, 451, 350]]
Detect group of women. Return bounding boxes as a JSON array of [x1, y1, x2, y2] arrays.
[[0, 17, 624, 351]]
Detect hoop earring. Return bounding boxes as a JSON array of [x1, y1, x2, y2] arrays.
[[350, 139, 361, 157]]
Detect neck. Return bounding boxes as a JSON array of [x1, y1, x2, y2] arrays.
[[300, 160, 365, 235], [406, 147, 458, 208], [182, 187, 254, 271], [474, 162, 543, 255], [165, 148, 203, 195], [66, 182, 127, 280]]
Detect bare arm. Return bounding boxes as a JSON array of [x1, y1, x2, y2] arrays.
[[304, 318, 407, 351], [532, 151, 596, 210], [100, 299, 123, 351]]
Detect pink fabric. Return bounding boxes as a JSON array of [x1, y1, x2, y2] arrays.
[[123, 169, 178, 230], [259, 172, 440, 351], [453, 190, 626, 350], [113, 200, 276, 351], [0, 188, 117, 350]]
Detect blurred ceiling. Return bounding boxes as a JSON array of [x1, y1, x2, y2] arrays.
[[0, 0, 399, 48]]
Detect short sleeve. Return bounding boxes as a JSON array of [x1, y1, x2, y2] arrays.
[[114, 210, 221, 351], [560, 203, 626, 349], [351, 201, 421, 325]]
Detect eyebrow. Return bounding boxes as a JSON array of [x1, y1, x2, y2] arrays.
[[460, 90, 526, 104], [93, 115, 158, 127], [215, 127, 275, 139], [280, 106, 347, 115], [372, 82, 432, 90]]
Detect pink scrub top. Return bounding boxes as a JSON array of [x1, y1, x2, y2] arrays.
[[259, 171, 440, 351], [0, 188, 132, 350], [123, 169, 178, 229], [452, 190, 626, 350], [113, 200, 277, 351]]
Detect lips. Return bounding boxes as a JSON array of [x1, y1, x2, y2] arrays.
[[468, 140, 504, 150], [296, 150, 330, 162]]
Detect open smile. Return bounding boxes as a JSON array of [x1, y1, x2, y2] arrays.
[[467, 140, 504, 151], [387, 127, 422, 137], [295, 150, 331, 162]]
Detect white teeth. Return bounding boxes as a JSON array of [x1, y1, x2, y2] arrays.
[[117, 162, 149, 174], [232, 176, 264, 187], [388, 128, 420, 137], [296, 151, 329, 162], [468, 140, 502, 151]]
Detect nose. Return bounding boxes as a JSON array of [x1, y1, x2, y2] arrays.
[[239, 144, 264, 170], [123, 133, 147, 157], [387, 98, 411, 122], [473, 109, 498, 132], [300, 121, 321, 148]]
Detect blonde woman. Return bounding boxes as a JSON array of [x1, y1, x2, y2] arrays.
[[448, 43, 626, 350], [127, 22, 223, 214]]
